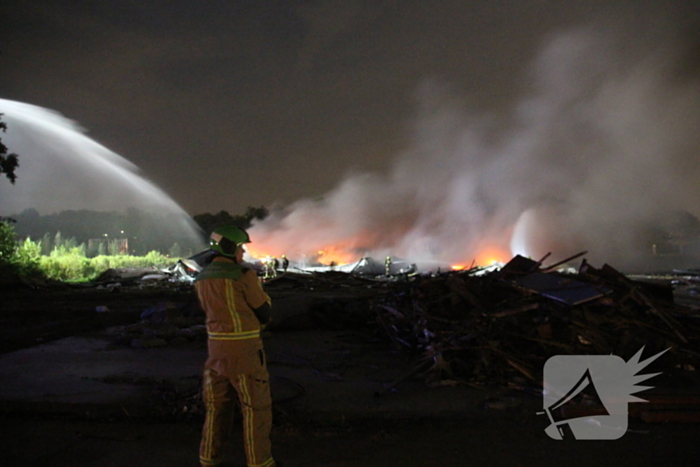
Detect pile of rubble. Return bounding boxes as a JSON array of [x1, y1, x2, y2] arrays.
[[102, 253, 700, 389], [374, 254, 700, 389]]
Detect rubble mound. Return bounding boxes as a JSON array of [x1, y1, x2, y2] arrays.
[[373, 255, 700, 388]]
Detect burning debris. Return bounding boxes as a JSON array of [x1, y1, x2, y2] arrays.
[[84, 248, 700, 425], [373, 254, 700, 393], [104, 251, 700, 378], [98, 249, 699, 418]]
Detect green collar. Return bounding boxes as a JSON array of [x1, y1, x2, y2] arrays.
[[195, 260, 245, 281]]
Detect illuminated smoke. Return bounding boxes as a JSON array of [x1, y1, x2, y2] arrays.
[[253, 14, 700, 270]]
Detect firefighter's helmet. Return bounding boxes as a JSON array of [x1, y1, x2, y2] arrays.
[[209, 225, 251, 257]]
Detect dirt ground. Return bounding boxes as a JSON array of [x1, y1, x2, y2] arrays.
[[4, 411, 700, 466], [1, 279, 700, 466]]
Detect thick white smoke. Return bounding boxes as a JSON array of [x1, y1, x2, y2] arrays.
[[250, 17, 700, 270]]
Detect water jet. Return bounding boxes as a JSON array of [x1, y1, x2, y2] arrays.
[[0, 99, 204, 252]]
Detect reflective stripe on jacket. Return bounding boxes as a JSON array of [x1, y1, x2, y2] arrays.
[[195, 257, 270, 341]]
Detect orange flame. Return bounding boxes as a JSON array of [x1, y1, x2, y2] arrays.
[[315, 245, 356, 266], [247, 232, 510, 270], [246, 242, 358, 266], [476, 249, 507, 266], [451, 246, 510, 270], [245, 244, 283, 261]]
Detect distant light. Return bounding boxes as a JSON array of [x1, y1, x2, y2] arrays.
[[120, 230, 124, 234], [104, 233, 108, 237]]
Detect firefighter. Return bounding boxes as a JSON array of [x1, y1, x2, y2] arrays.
[[281, 255, 289, 273], [262, 257, 272, 279], [385, 256, 392, 276], [195, 226, 277, 467]]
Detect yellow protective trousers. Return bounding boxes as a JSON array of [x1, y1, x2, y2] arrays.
[[200, 341, 275, 467]]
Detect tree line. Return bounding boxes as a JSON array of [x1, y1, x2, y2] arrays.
[[10, 208, 199, 257], [7, 205, 269, 258], [192, 206, 269, 237], [0, 113, 19, 185], [0, 205, 270, 281]]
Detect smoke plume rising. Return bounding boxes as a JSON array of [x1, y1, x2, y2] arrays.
[[250, 14, 700, 271]]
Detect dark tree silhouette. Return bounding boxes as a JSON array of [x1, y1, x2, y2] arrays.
[[193, 206, 269, 238], [0, 114, 19, 184]]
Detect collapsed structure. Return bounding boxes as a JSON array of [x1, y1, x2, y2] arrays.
[[97, 250, 700, 422], [122, 251, 699, 384], [372, 255, 697, 384]]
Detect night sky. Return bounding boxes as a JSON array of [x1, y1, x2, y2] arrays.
[[2, 1, 700, 267]]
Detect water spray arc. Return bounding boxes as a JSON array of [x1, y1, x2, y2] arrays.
[[0, 99, 205, 251]]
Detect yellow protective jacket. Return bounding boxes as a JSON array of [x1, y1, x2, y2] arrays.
[[195, 256, 276, 467], [195, 257, 271, 343]]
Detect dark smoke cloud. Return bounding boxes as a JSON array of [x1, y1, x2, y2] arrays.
[[250, 11, 700, 270]]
